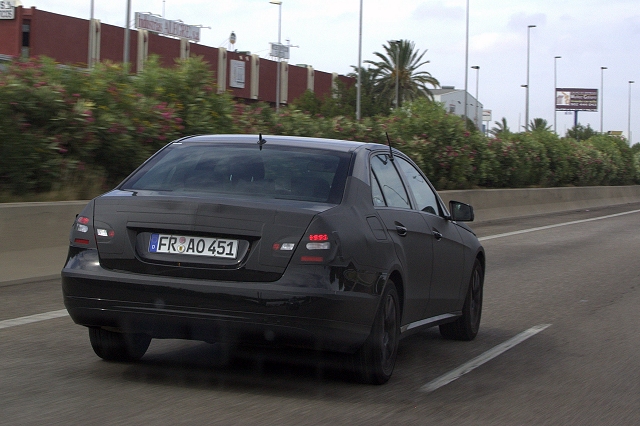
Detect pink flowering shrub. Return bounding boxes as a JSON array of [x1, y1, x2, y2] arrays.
[[380, 99, 483, 189], [0, 57, 232, 193], [0, 57, 99, 193], [0, 56, 638, 196]]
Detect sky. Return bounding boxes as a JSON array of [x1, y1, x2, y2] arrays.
[[20, 0, 640, 142]]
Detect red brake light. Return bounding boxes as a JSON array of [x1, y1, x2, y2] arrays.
[[309, 234, 328, 241], [77, 216, 90, 225], [74, 238, 90, 245], [300, 256, 324, 262]]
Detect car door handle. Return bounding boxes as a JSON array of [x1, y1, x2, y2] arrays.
[[395, 225, 408, 237], [433, 229, 443, 241]]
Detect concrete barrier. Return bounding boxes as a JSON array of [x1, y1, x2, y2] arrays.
[[440, 185, 640, 222], [0, 201, 87, 284], [2, 186, 640, 283], [0, 201, 88, 253]]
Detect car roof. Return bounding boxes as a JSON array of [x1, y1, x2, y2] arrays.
[[176, 134, 389, 154]]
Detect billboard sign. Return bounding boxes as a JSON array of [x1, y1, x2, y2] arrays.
[[135, 12, 200, 42], [482, 109, 492, 122], [230, 60, 245, 89], [556, 88, 598, 111], [0, 1, 16, 20], [270, 43, 290, 59]]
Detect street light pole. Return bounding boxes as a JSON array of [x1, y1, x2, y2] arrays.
[[395, 46, 399, 109], [464, 0, 469, 129], [525, 24, 536, 132], [270, 1, 282, 113], [88, 0, 94, 68], [629, 80, 635, 145], [124, 0, 131, 67], [356, 0, 363, 120], [554, 56, 561, 134], [390, 40, 401, 109], [600, 67, 607, 133], [471, 66, 480, 129]]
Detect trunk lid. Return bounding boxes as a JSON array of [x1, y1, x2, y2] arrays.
[[93, 191, 331, 281]]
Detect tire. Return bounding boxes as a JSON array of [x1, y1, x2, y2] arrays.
[[440, 258, 484, 341], [89, 327, 151, 362], [354, 280, 400, 385]]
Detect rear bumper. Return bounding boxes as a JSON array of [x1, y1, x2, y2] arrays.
[[62, 249, 381, 353]]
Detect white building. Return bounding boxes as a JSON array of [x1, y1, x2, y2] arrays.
[[432, 86, 483, 129]]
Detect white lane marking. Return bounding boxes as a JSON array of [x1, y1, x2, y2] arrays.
[[0, 309, 69, 330], [419, 324, 551, 393], [479, 208, 640, 241]]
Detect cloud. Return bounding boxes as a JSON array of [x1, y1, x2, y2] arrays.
[[412, 1, 465, 21], [507, 12, 547, 30], [470, 32, 521, 54]]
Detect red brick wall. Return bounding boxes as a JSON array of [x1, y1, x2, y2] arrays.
[[288, 64, 308, 103], [99, 22, 138, 71], [259, 59, 277, 104], [146, 31, 179, 68], [190, 43, 219, 82], [0, 7, 355, 105], [29, 9, 88, 67], [314, 70, 333, 99], [336, 74, 354, 88], [0, 6, 23, 57], [189, 43, 217, 63]]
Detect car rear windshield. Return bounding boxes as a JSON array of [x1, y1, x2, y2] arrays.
[[120, 143, 352, 204]]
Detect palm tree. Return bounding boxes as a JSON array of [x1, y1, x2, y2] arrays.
[[347, 66, 389, 117], [490, 117, 511, 138], [364, 40, 440, 108], [529, 118, 552, 132]]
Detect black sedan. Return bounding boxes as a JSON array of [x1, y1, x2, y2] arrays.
[[62, 134, 485, 384]]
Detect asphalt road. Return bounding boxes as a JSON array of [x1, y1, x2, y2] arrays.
[[1, 203, 639, 425]]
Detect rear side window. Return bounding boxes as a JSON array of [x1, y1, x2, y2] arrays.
[[121, 144, 351, 204], [370, 154, 411, 209], [395, 157, 440, 215]]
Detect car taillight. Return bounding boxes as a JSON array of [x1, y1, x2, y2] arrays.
[[298, 231, 336, 263], [306, 242, 330, 250], [70, 203, 97, 249], [71, 214, 96, 248], [306, 233, 330, 250], [76, 216, 91, 233]]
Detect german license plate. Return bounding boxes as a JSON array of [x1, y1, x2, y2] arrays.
[[149, 234, 238, 259]]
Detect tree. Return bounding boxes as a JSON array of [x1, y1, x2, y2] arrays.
[[290, 90, 323, 116], [365, 40, 440, 108], [566, 124, 597, 141], [318, 79, 356, 118], [490, 117, 511, 138], [530, 118, 552, 133], [347, 66, 390, 117]]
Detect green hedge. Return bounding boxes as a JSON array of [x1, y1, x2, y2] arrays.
[[1, 56, 638, 197]]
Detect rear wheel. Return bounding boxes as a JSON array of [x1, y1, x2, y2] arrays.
[[354, 280, 400, 384], [89, 327, 151, 362], [440, 258, 484, 341]]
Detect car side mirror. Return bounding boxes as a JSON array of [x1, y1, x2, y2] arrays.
[[449, 200, 474, 222]]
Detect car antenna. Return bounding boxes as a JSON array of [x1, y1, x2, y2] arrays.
[[257, 133, 266, 151], [385, 132, 394, 162]]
